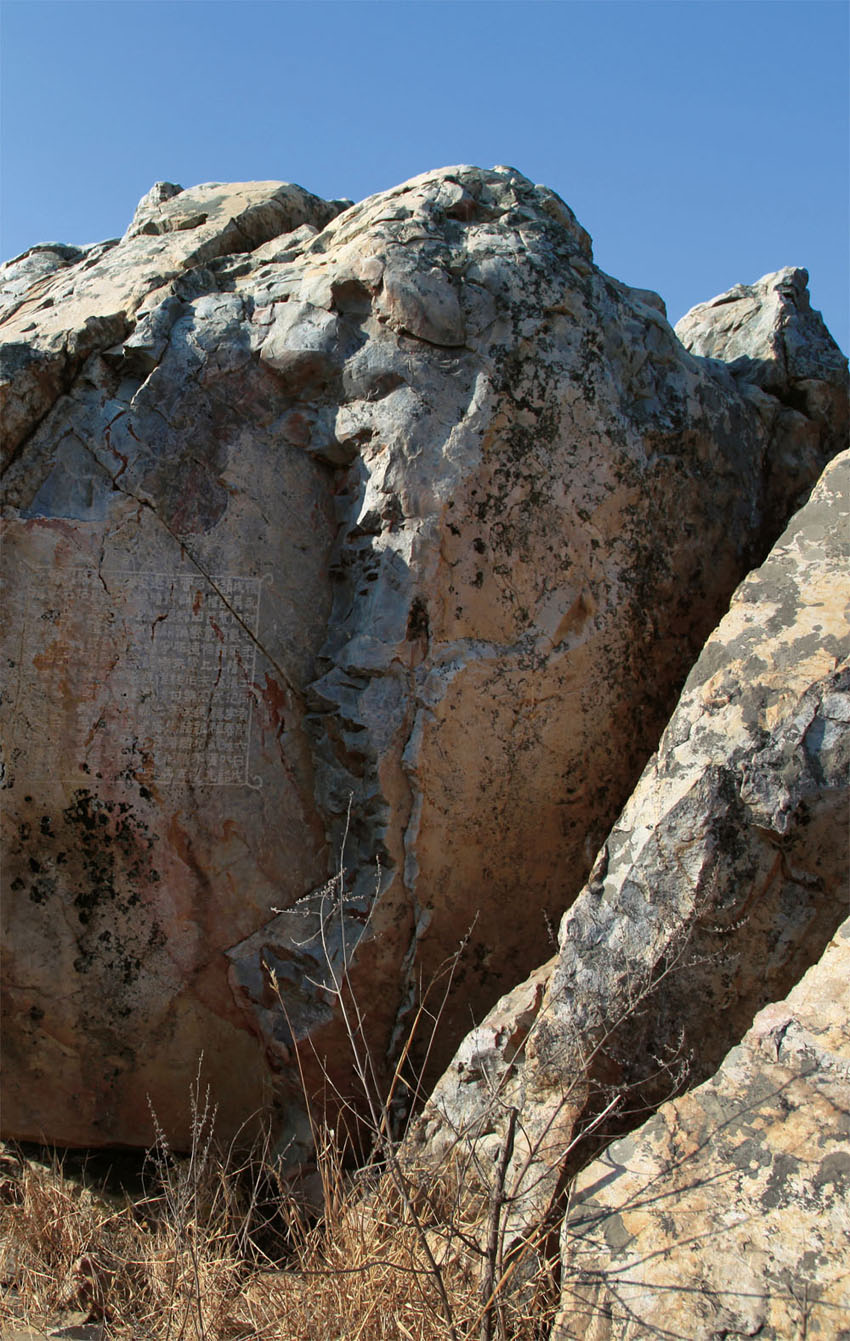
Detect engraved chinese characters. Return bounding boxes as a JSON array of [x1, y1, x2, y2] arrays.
[[8, 569, 260, 786]]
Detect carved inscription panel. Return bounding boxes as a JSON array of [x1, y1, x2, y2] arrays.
[[7, 570, 261, 785]]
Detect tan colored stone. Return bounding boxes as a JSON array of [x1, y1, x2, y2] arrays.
[[413, 450, 849, 1249], [556, 919, 850, 1339], [1, 167, 845, 1152]]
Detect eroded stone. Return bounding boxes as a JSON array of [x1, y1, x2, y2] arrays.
[[556, 918, 850, 1339], [1, 167, 846, 1151], [413, 450, 850, 1247]]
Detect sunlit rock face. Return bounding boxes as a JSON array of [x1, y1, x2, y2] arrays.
[[556, 915, 850, 1340], [1, 166, 845, 1150], [412, 449, 850, 1253]]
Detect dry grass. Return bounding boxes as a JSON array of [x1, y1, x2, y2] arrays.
[[1, 805, 706, 1340], [0, 1137, 250, 1339], [1, 815, 564, 1340], [0, 1130, 557, 1340]]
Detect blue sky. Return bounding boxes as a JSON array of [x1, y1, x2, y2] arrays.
[[2, 0, 848, 350]]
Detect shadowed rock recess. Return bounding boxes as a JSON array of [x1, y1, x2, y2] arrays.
[[0, 167, 846, 1161]]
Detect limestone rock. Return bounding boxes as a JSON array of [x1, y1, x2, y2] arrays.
[[1, 166, 846, 1150], [413, 450, 849, 1242], [0, 179, 342, 467], [675, 266, 847, 404], [676, 267, 849, 510], [0, 243, 91, 316], [557, 917, 850, 1339]]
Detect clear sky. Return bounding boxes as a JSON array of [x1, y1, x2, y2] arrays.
[[2, 0, 848, 351]]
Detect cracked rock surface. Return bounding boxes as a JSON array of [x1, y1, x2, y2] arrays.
[[557, 914, 850, 1339], [0, 166, 846, 1149], [412, 449, 850, 1257]]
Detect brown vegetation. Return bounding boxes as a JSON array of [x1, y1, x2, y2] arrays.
[[0, 1115, 557, 1340], [0, 840, 558, 1340]]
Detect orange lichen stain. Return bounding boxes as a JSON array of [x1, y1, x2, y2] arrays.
[[24, 518, 79, 545], [129, 743, 157, 794], [549, 590, 596, 651], [32, 639, 71, 696], [259, 674, 287, 739], [282, 410, 311, 446], [32, 640, 66, 672], [104, 419, 129, 482], [220, 818, 250, 850], [82, 714, 107, 751], [478, 423, 500, 459], [167, 811, 197, 874]]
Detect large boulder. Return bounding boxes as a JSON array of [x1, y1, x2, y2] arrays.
[[557, 916, 850, 1339], [412, 448, 849, 1244], [1, 166, 845, 1150]]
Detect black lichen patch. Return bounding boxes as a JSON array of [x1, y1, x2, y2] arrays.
[[406, 595, 430, 643], [761, 1152, 799, 1211], [60, 788, 159, 919], [8, 788, 164, 998]]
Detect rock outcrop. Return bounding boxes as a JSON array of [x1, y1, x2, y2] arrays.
[[413, 449, 849, 1246], [676, 265, 849, 525], [1, 166, 846, 1150], [0, 181, 344, 468], [557, 916, 850, 1339], [675, 265, 848, 422]]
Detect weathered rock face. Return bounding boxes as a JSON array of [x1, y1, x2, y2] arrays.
[[676, 265, 849, 523], [1, 182, 347, 1146], [557, 916, 850, 1340], [674, 264, 848, 419], [413, 449, 849, 1241], [0, 181, 345, 468], [1, 166, 845, 1150]]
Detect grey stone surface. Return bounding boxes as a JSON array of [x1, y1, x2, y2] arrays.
[[556, 917, 850, 1339], [413, 450, 850, 1251], [675, 265, 848, 400], [1, 166, 846, 1151]]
